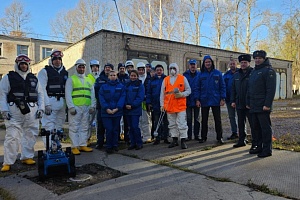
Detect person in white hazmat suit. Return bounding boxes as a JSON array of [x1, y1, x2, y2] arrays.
[[160, 63, 191, 149], [65, 59, 96, 155], [37, 50, 68, 146], [0, 54, 44, 172], [86, 59, 100, 146], [137, 62, 152, 143]]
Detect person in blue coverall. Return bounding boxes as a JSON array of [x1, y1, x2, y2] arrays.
[[146, 64, 169, 145], [183, 59, 201, 141], [223, 59, 238, 140], [195, 55, 226, 145], [124, 70, 145, 150], [117, 63, 130, 144], [94, 63, 113, 149], [99, 70, 126, 154]]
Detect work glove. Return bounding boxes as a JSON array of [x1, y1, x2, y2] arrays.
[[2, 111, 11, 120], [160, 106, 165, 112], [175, 92, 184, 98], [89, 107, 95, 114], [45, 105, 52, 115], [69, 107, 77, 115], [36, 110, 43, 119]]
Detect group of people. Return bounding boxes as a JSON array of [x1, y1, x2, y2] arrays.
[[0, 49, 276, 172]]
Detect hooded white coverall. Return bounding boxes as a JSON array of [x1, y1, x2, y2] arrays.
[[65, 66, 96, 147], [138, 68, 152, 142], [160, 63, 191, 139], [38, 59, 67, 134], [0, 63, 44, 165]]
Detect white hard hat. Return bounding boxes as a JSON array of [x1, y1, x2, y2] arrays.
[[137, 62, 146, 69], [90, 59, 100, 66], [75, 59, 86, 66], [125, 60, 134, 67]]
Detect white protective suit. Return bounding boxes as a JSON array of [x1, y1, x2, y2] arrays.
[[65, 64, 96, 147], [86, 63, 99, 140], [138, 64, 152, 142], [37, 59, 67, 145], [160, 63, 191, 139], [0, 63, 44, 165]]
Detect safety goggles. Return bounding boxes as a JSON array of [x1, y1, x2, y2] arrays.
[[52, 57, 62, 61], [51, 51, 63, 58], [15, 55, 30, 63], [169, 67, 176, 70]]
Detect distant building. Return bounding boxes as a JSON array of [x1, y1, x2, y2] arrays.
[[31, 29, 293, 99], [0, 34, 71, 78]]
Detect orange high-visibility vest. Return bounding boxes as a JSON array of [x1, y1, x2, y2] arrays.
[[164, 74, 186, 113]]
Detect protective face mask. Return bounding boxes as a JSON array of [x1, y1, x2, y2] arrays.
[[92, 72, 98, 76], [170, 69, 176, 75]]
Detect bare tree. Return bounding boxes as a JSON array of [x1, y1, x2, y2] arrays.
[[187, 0, 209, 45], [51, 0, 114, 42], [0, 0, 31, 37], [210, 0, 231, 49], [225, 0, 243, 51]]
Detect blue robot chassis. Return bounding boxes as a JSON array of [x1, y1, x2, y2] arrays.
[[38, 129, 76, 181]]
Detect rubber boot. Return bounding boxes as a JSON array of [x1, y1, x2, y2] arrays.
[[181, 138, 188, 149], [1, 165, 10, 172], [168, 137, 178, 148], [21, 158, 36, 165]]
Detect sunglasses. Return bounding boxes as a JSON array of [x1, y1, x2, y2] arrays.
[[170, 67, 176, 70], [52, 57, 62, 61]]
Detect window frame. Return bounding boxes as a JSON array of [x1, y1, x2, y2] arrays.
[[17, 44, 29, 55], [42, 47, 53, 59]]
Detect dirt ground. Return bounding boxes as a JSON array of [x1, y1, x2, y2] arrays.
[[28, 163, 124, 195]]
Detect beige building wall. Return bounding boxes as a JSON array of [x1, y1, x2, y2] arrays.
[[0, 35, 70, 76], [30, 30, 293, 98]]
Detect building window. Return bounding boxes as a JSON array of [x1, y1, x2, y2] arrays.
[[17, 45, 29, 55], [0, 43, 2, 56], [42, 47, 52, 59]]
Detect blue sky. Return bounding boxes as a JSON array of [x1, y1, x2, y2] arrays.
[[0, 0, 288, 47]]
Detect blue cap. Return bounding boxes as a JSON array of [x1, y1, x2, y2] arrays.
[[189, 59, 197, 64], [203, 55, 212, 62]]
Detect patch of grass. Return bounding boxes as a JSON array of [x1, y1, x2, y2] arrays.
[[273, 133, 300, 152], [0, 187, 16, 200], [247, 180, 285, 197], [201, 146, 213, 151]]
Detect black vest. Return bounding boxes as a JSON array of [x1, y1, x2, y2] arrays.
[[7, 71, 38, 103], [45, 66, 68, 97]]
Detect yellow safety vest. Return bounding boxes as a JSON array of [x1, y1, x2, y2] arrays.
[[71, 75, 92, 106], [87, 73, 96, 84]]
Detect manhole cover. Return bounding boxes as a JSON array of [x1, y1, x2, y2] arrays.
[[69, 174, 92, 182]]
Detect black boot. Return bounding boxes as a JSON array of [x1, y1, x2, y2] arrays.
[[181, 138, 188, 149], [168, 137, 178, 148]]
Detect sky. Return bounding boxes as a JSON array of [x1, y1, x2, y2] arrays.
[[0, 0, 289, 47]]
